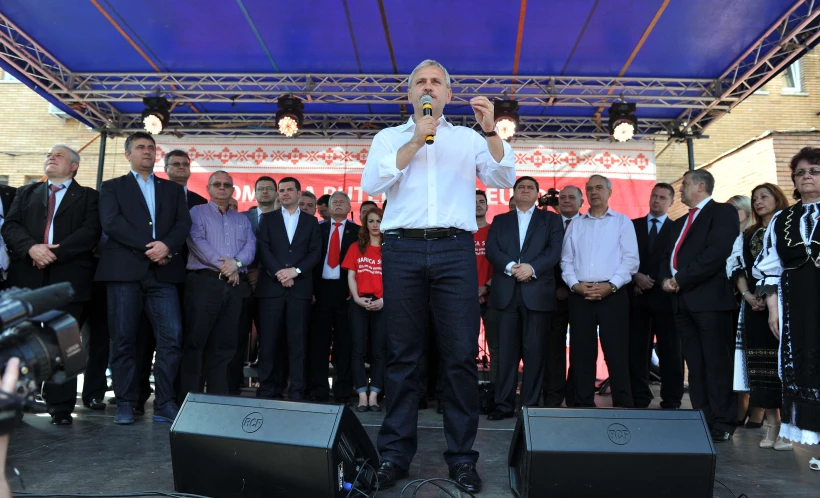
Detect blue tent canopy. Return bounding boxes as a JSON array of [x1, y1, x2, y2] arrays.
[[0, 0, 817, 140]]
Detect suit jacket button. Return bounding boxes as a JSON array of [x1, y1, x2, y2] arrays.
[[289, 249, 292, 253]]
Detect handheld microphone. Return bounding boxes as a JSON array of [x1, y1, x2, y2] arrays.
[[420, 95, 434, 145]]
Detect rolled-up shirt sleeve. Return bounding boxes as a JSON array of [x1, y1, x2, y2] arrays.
[[474, 132, 515, 189], [752, 212, 783, 295], [362, 131, 405, 196]]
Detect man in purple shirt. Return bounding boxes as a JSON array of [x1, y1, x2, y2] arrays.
[[561, 174, 639, 408], [179, 170, 256, 401]]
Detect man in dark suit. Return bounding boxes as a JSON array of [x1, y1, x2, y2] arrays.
[[485, 177, 563, 419], [660, 169, 738, 442], [628, 183, 683, 409], [2, 144, 101, 424], [255, 176, 321, 400], [95, 132, 192, 426], [0, 184, 16, 289], [309, 191, 360, 402], [227, 175, 277, 394], [164, 150, 207, 209]]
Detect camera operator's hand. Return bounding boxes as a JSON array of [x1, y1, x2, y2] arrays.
[[0, 357, 20, 498], [28, 244, 59, 268]]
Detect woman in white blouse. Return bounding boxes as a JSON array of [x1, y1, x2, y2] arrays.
[[753, 147, 820, 471]]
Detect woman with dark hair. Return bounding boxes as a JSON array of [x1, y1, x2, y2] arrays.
[[727, 183, 792, 449], [754, 147, 820, 470], [343, 208, 387, 412]]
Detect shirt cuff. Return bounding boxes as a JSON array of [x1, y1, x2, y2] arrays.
[[564, 276, 579, 290], [610, 276, 629, 290], [505, 261, 515, 275]]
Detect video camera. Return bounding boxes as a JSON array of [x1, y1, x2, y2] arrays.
[[537, 187, 560, 208], [0, 282, 85, 434]]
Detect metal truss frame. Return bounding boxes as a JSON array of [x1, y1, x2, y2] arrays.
[[2, 0, 820, 141]]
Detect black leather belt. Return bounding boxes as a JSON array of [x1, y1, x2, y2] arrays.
[[384, 227, 470, 240]]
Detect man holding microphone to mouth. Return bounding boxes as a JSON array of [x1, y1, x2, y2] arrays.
[[362, 59, 516, 493]]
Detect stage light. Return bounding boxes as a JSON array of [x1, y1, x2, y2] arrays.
[[141, 96, 171, 135], [493, 99, 519, 140], [608, 102, 637, 142], [276, 96, 304, 137]]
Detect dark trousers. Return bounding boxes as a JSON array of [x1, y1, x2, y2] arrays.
[[42, 302, 88, 415], [629, 307, 683, 408], [543, 296, 570, 407], [228, 292, 260, 394], [419, 310, 443, 399], [481, 302, 500, 385], [257, 294, 310, 400], [81, 282, 110, 404], [495, 285, 550, 412], [349, 301, 387, 392], [377, 233, 480, 469], [568, 290, 633, 408], [107, 269, 183, 409], [179, 272, 245, 402], [308, 279, 353, 401], [675, 299, 736, 433]]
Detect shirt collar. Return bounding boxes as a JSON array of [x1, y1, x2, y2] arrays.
[[693, 196, 712, 211], [281, 206, 301, 216], [582, 207, 615, 220], [516, 204, 536, 216], [648, 214, 668, 224], [47, 178, 73, 189], [130, 170, 154, 182], [207, 201, 230, 215], [561, 213, 581, 224], [400, 115, 452, 132]]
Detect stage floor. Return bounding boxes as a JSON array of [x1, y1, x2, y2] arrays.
[[7, 385, 819, 498]]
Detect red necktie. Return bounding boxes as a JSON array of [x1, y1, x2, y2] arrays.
[[44, 184, 66, 243], [328, 222, 342, 269], [673, 208, 698, 270]]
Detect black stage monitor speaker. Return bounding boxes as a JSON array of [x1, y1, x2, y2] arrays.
[[170, 394, 379, 498], [509, 408, 716, 498]]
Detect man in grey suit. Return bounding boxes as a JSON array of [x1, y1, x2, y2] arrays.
[[228, 176, 277, 393], [485, 176, 563, 419]]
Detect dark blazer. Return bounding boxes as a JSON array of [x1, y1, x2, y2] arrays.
[[0, 185, 15, 215], [187, 189, 208, 210], [629, 215, 676, 312], [95, 173, 192, 283], [313, 219, 360, 288], [659, 199, 738, 312], [486, 207, 563, 312], [243, 207, 263, 269], [2, 181, 101, 302], [255, 209, 322, 300]]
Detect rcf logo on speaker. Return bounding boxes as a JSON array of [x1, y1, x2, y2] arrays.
[[242, 412, 264, 433], [607, 423, 631, 445]]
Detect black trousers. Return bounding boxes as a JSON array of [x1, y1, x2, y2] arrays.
[[628, 306, 683, 408], [543, 296, 570, 407], [568, 290, 633, 408], [349, 301, 387, 392], [228, 292, 259, 394], [675, 298, 736, 433], [308, 279, 353, 401], [81, 282, 110, 404], [257, 294, 310, 399], [179, 272, 245, 401], [418, 309, 444, 399], [495, 285, 550, 412], [42, 301, 88, 415], [481, 302, 500, 385]]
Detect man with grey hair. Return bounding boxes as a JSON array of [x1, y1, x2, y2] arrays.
[[362, 58, 515, 492], [659, 169, 738, 443], [298, 190, 317, 217], [179, 170, 255, 401], [561, 175, 639, 409], [308, 190, 359, 402]]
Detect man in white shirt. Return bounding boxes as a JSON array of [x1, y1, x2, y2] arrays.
[[561, 175, 639, 408], [362, 59, 515, 493]]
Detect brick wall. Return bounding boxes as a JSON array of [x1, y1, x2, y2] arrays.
[[655, 50, 820, 183]]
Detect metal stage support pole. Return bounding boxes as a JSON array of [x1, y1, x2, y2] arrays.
[[687, 136, 695, 171], [96, 132, 107, 190]]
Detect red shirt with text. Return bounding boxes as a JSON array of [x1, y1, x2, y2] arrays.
[[342, 244, 383, 298]]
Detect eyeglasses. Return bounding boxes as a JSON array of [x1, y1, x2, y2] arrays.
[[256, 186, 275, 192], [169, 162, 190, 167], [210, 181, 233, 189], [793, 167, 820, 177]]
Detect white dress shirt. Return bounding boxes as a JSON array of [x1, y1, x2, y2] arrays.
[[505, 205, 536, 276], [322, 219, 348, 279], [362, 116, 516, 232], [561, 207, 640, 290], [47, 179, 72, 244], [282, 206, 300, 244], [670, 196, 712, 276]]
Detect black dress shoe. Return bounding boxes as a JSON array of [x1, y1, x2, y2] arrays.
[[356, 405, 368, 413], [449, 462, 482, 493], [84, 399, 106, 411], [711, 429, 732, 442], [369, 404, 382, 412], [374, 461, 408, 490], [487, 409, 514, 421], [50, 413, 73, 425], [133, 404, 146, 416]]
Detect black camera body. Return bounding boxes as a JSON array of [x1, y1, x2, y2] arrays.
[[538, 188, 560, 208]]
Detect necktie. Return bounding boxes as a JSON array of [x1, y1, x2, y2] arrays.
[[328, 222, 342, 269], [44, 184, 66, 243], [564, 219, 571, 233], [805, 204, 816, 242], [673, 208, 698, 270], [648, 218, 659, 252]]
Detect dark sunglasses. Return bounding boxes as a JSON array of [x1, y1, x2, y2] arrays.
[[210, 181, 234, 189], [793, 167, 820, 177]]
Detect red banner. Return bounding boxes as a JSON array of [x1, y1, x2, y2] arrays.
[[153, 138, 657, 222]]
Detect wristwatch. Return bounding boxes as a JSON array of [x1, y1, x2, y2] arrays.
[[234, 257, 243, 269], [609, 282, 618, 293], [481, 128, 497, 137]]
